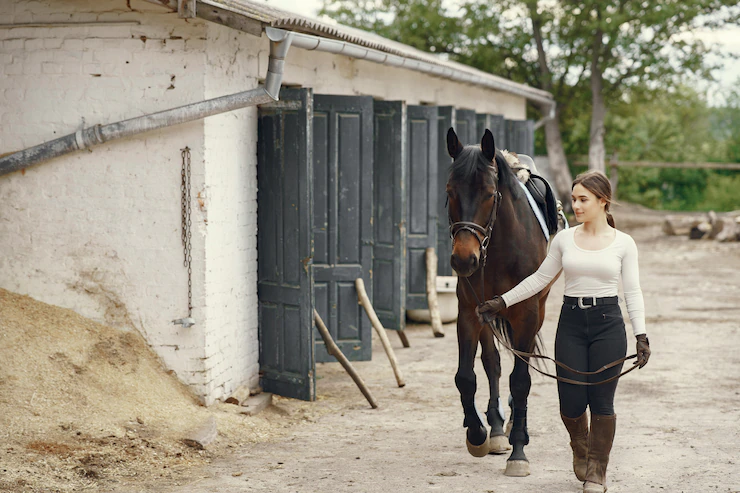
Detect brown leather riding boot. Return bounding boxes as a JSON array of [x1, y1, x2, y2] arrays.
[[561, 412, 588, 481], [583, 414, 617, 493]]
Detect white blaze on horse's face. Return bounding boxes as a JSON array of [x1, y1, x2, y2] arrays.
[[571, 183, 606, 224]]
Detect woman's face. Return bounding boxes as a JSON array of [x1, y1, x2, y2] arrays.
[[571, 183, 606, 223]]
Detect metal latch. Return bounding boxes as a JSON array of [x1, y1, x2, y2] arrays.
[[173, 317, 195, 328]]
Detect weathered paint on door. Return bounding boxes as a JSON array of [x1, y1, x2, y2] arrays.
[[477, 113, 507, 151], [257, 88, 315, 401], [505, 119, 535, 156], [406, 105, 438, 310], [373, 100, 407, 331], [456, 109, 477, 145], [436, 107, 455, 276], [312, 95, 374, 362]]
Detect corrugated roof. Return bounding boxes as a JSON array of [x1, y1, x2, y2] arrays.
[[198, 0, 554, 103]]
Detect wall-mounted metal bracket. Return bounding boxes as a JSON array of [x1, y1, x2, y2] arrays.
[[178, 0, 196, 18], [173, 317, 196, 328]]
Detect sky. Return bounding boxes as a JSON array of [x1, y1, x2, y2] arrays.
[[256, 0, 740, 106]]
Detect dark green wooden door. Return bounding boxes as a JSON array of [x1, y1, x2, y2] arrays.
[[406, 105, 438, 310], [313, 95, 374, 362], [257, 88, 315, 401], [373, 100, 407, 331]]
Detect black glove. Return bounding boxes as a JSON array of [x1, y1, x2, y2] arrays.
[[476, 296, 506, 325], [635, 334, 650, 368]]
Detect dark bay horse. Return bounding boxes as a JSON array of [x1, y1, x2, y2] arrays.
[[446, 128, 557, 477]]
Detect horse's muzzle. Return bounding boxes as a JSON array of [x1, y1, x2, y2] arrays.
[[450, 253, 479, 277]]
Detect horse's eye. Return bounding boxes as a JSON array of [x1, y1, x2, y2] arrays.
[[484, 193, 494, 200]]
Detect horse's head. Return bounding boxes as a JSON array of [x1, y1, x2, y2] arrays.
[[446, 128, 502, 277]]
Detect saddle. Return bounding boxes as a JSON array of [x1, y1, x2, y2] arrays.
[[501, 150, 559, 235], [525, 174, 559, 235]]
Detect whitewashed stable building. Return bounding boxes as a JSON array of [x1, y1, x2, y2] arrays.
[[0, 0, 555, 404]]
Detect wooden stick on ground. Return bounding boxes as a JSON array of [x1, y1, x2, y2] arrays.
[[313, 309, 379, 409], [355, 278, 406, 388], [396, 330, 410, 348], [425, 247, 445, 338]]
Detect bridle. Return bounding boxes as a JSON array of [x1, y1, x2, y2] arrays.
[[447, 163, 639, 386], [447, 164, 502, 314], [448, 190, 502, 268]]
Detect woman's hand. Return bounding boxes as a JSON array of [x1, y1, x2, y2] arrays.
[[636, 334, 650, 368], [476, 296, 506, 325]]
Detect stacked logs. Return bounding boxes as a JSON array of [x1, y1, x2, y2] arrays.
[[663, 210, 740, 242]]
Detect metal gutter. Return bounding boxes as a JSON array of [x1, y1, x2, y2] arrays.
[[265, 27, 556, 128], [149, 0, 556, 125], [0, 31, 293, 176], [0, 6, 557, 175]]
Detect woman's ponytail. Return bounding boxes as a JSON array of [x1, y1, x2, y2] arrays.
[[606, 211, 615, 228]]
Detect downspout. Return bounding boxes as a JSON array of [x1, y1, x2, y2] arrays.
[[1, 24, 556, 175], [0, 32, 293, 176]]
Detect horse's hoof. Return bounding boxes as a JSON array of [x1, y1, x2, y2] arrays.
[[433, 331, 445, 338], [466, 435, 490, 457], [583, 481, 606, 493], [504, 460, 530, 477], [487, 435, 511, 455]]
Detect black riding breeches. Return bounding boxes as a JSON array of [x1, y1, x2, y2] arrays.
[[555, 301, 627, 418]]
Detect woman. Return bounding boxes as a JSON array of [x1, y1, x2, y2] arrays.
[[476, 170, 651, 493]]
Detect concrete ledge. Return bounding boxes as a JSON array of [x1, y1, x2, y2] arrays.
[[239, 392, 272, 416]]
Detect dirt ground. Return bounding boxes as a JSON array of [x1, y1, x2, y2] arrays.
[[2, 204, 739, 492]]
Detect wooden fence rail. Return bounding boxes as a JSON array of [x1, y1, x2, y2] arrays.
[[570, 158, 740, 171]]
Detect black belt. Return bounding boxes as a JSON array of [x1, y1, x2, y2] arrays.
[[563, 296, 619, 309]]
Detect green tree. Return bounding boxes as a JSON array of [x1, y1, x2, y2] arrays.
[[320, 0, 740, 200], [600, 84, 739, 211]]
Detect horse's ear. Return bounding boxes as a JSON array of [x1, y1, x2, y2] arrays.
[[447, 127, 464, 159], [481, 129, 496, 162]]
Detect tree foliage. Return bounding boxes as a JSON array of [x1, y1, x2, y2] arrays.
[[320, 0, 740, 209], [592, 83, 740, 211], [321, 0, 739, 110]]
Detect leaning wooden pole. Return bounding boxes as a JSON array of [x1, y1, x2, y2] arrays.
[[425, 247, 445, 337], [313, 309, 378, 409], [396, 330, 410, 348], [355, 278, 406, 388]]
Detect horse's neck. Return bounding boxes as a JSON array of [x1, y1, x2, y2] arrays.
[[490, 186, 544, 259]]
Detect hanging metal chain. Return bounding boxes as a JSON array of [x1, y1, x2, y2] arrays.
[[173, 147, 195, 327]]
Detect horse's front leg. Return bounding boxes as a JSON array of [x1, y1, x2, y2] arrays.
[[455, 310, 489, 457], [480, 322, 511, 455], [505, 310, 539, 477]]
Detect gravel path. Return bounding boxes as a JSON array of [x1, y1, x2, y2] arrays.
[[150, 223, 740, 493]]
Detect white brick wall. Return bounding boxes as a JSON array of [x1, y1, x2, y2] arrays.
[[0, 0, 213, 400], [199, 24, 263, 403], [0, 0, 529, 405]]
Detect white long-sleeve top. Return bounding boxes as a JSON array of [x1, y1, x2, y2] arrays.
[[501, 226, 646, 336]]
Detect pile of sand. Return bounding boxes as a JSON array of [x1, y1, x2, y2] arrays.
[[0, 288, 316, 492]]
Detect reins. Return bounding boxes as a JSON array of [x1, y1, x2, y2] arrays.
[[449, 161, 639, 387], [462, 276, 640, 386]]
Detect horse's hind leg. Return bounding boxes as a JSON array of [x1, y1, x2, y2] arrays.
[[455, 315, 489, 457], [480, 323, 511, 454]]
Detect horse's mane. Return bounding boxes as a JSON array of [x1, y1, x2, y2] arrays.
[[448, 145, 522, 200]]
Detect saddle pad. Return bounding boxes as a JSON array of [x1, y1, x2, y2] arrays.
[[516, 180, 550, 242]]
